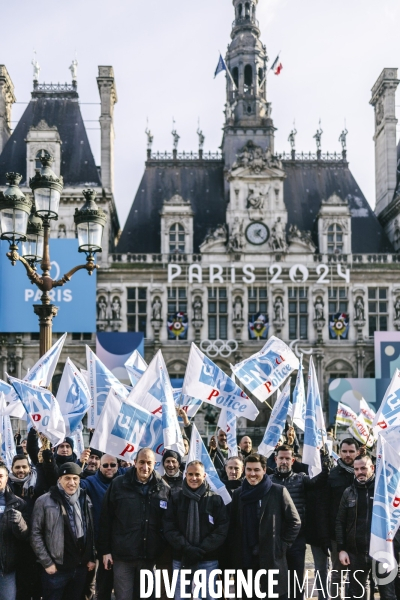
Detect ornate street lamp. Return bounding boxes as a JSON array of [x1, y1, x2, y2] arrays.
[[0, 153, 106, 357]]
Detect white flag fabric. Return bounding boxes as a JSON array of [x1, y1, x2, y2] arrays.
[[217, 408, 237, 457], [370, 435, 400, 569], [348, 413, 375, 447], [86, 346, 129, 428], [336, 402, 358, 427], [57, 358, 91, 435], [91, 388, 164, 462], [182, 343, 258, 420], [373, 369, 400, 435], [158, 354, 185, 456], [303, 357, 326, 477], [232, 336, 299, 402], [292, 354, 305, 431], [0, 393, 15, 470], [379, 426, 400, 452], [124, 350, 148, 387], [8, 377, 65, 446], [186, 424, 231, 505], [174, 389, 202, 424], [71, 423, 86, 458], [258, 380, 291, 458], [359, 399, 376, 426]]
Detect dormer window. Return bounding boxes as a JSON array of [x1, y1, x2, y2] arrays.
[[327, 223, 343, 253], [169, 223, 185, 253]]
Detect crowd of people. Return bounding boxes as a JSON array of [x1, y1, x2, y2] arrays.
[[0, 423, 394, 600]]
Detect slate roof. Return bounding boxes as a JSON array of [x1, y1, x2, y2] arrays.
[[0, 85, 101, 187], [118, 157, 393, 254], [117, 160, 226, 254]]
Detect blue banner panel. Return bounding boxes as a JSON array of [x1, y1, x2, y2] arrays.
[[96, 332, 144, 383], [0, 239, 96, 333]]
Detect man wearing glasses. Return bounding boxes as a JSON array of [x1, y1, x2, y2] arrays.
[[80, 454, 124, 600]]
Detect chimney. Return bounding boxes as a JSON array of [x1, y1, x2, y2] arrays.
[[370, 68, 399, 216], [0, 66, 16, 154], [97, 66, 117, 193]]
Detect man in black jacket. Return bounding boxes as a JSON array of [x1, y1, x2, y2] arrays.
[[336, 455, 396, 600], [319, 437, 359, 598], [164, 460, 229, 600], [162, 450, 183, 494], [220, 456, 244, 497], [208, 430, 229, 471], [270, 444, 329, 599], [227, 453, 301, 599], [98, 447, 170, 600], [0, 463, 29, 600]]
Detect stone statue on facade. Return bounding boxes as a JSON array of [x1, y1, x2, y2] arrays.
[[152, 297, 162, 321], [354, 297, 365, 321], [97, 296, 107, 321], [247, 184, 267, 210], [233, 296, 243, 320], [274, 297, 284, 322], [69, 59, 78, 82], [314, 123, 323, 151], [288, 128, 297, 150], [228, 218, 244, 252], [197, 127, 205, 150], [31, 53, 40, 81], [395, 297, 400, 321], [145, 126, 154, 150], [111, 297, 121, 320], [269, 217, 286, 251], [225, 100, 237, 121], [338, 128, 348, 151], [203, 224, 227, 246], [193, 297, 203, 321], [171, 122, 180, 150], [314, 296, 324, 321]]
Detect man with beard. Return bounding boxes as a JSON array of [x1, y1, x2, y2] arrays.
[[238, 436, 253, 460], [270, 445, 330, 599], [209, 430, 229, 472], [336, 455, 396, 600], [319, 437, 359, 598], [162, 451, 183, 494], [227, 453, 301, 599], [79, 449, 103, 480]]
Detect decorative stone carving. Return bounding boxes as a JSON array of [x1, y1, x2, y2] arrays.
[[287, 224, 316, 252], [233, 296, 243, 321], [272, 296, 285, 333], [232, 140, 281, 173], [394, 297, 400, 331], [97, 296, 107, 321], [192, 294, 204, 343], [111, 297, 121, 320], [354, 297, 365, 322], [69, 59, 78, 82], [269, 217, 287, 251], [228, 218, 244, 253], [193, 296, 203, 321], [314, 296, 324, 321], [152, 296, 162, 321]]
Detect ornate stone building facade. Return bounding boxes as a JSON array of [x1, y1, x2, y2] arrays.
[[1, 1, 400, 427]]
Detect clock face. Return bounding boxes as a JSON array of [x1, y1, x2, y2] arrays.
[[245, 222, 269, 245]]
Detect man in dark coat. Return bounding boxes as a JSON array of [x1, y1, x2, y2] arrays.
[[97, 447, 170, 599], [162, 450, 183, 495], [220, 456, 244, 497], [227, 453, 301, 599], [208, 430, 229, 472], [164, 460, 229, 599]]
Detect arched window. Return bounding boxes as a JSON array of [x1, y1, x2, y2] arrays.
[[252, 4, 256, 19], [232, 67, 239, 89], [244, 65, 253, 92], [245, 2, 250, 17], [394, 227, 400, 248], [258, 68, 264, 86], [58, 224, 66, 238], [169, 223, 185, 253], [238, 3, 243, 17], [327, 223, 343, 253]]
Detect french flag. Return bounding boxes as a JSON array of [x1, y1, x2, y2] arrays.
[[271, 54, 283, 75]]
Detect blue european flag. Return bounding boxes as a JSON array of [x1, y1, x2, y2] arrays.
[[214, 54, 227, 78]]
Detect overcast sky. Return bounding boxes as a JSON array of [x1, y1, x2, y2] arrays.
[[3, 0, 400, 229]]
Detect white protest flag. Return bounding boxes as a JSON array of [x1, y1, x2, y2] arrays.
[[0, 393, 15, 470], [91, 388, 164, 461], [232, 335, 299, 402], [124, 350, 167, 417], [57, 358, 91, 435], [124, 350, 148, 388], [372, 369, 400, 435], [157, 352, 185, 456], [86, 346, 129, 428], [8, 377, 65, 446], [379, 426, 400, 452], [174, 388, 202, 424], [348, 413, 375, 447], [292, 353, 306, 431], [182, 343, 258, 420], [217, 408, 237, 457], [336, 402, 358, 427], [258, 380, 291, 458], [370, 435, 400, 570], [303, 357, 326, 477], [287, 401, 294, 424], [71, 423, 85, 457], [2, 333, 67, 419], [187, 424, 231, 505], [359, 399, 376, 426]]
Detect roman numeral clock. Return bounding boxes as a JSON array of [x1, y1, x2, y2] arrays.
[[245, 221, 269, 245]]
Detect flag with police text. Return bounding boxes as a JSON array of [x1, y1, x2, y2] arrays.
[[370, 435, 400, 569], [292, 354, 305, 431], [187, 424, 231, 505], [359, 398, 376, 426], [124, 350, 148, 388], [57, 358, 91, 435], [217, 408, 237, 457], [336, 402, 358, 427], [8, 377, 65, 446], [232, 336, 299, 402], [372, 370, 400, 435], [258, 380, 291, 458], [86, 346, 129, 428], [303, 357, 326, 477], [183, 343, 258, 420], [0, 393, 15, 470], [91, 388, 165, 462]]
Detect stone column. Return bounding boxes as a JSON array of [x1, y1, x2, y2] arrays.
[[97, 66, 117, 193]]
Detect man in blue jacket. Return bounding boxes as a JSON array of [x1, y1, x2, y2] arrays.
[[80, 454, 125, 600]]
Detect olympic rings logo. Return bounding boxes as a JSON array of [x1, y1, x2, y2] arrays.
[[199, 339, 238, 358]]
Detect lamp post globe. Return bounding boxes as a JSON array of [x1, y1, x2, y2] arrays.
[[21, 210, 44, 264], [0, 173, 32, 243], [29, 150, 63, 219], [74, 188, 107, 255]]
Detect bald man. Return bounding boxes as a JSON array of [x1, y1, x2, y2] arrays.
[[238, 436, 253, 459]]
